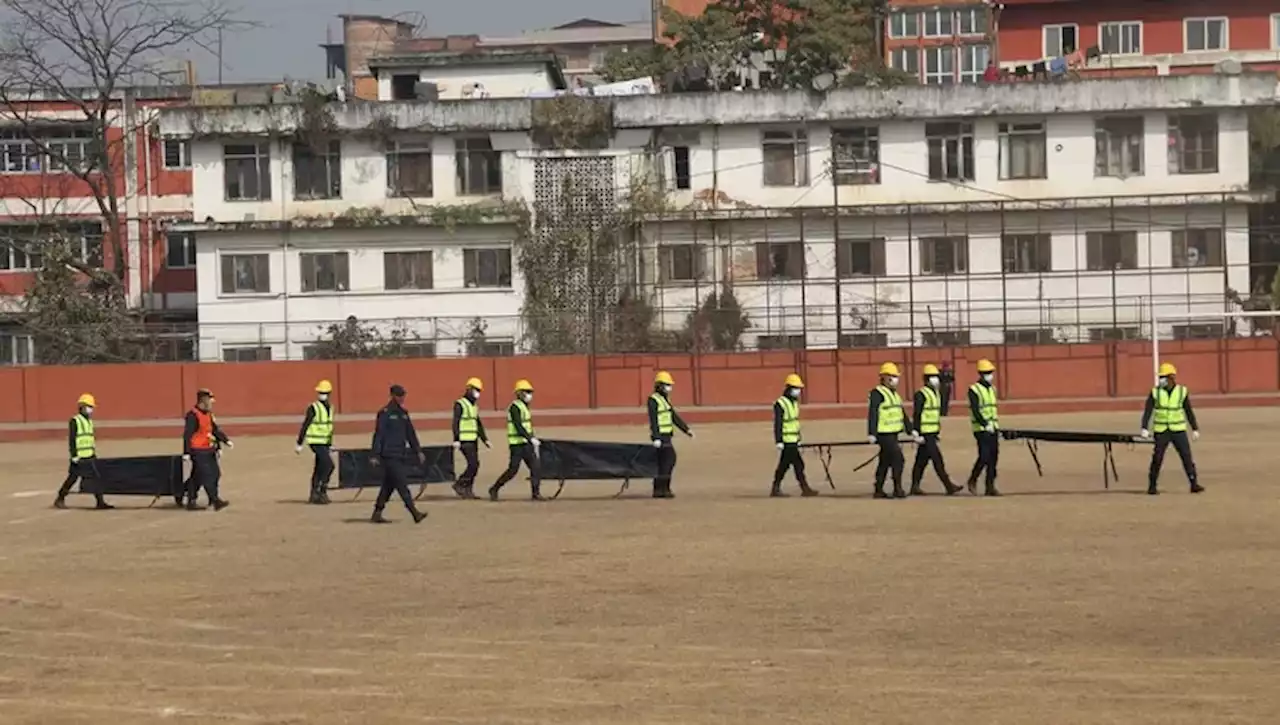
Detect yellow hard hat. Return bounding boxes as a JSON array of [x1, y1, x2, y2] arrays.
[[466, 377, 483, 390], [1158, 362, 1177, 377], [315, 379, 333, 393], [513, 379, 533, 392], [922, 364, 940, 376], [879, 362, 900, 377], [77, 393, 96, 407], [784, 373, 804, 388], [654, 370, 674, 386], [976, 359, 996, 373]]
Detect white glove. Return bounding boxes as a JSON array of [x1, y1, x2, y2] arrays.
[[225, 440, 234, 449], [652, 439, 662, 448], [482, 440, 491, 449], [867, 435, 877, 444], [1139, 429, 1150, 439], [914, 434, 924, 444], [984, 424, 995, 433], [776, 442, 784, 450], [1192, 430, 1200, 442], [687, 430, 695, 439], [452, 441, 461, 450], [182, 454, 190, 462], [294, 444, 302, 454], [70, 457, 80, 464], [530, 438, 541, 448]]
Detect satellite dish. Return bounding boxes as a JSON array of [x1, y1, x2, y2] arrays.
[[811, 72, 835, 91]]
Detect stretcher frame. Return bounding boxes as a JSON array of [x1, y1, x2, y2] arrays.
[[999, 429, 1152, 489], [328, 448, 455, 501], [797, 439, 919, 490]]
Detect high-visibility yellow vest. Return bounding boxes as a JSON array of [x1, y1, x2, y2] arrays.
[[304, 402, 333, 445], [917, 386, 941, 434], [650, 393, 673, 436], [776, 395, 800, 443], [507, 400, 533, 445], [970, 383, 999, 431], [1152, 385, 1188, 433], [875, 386, 903, 434], [73, 414, 95, 458], [456, 397, 479, 441]]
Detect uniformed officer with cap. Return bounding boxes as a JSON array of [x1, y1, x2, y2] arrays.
[[451, 377, 490, 499], [183, 388, 232, 511], [295, 379, 335, 504], [369, 384, 428, 524], [54, 393, 113, 510]]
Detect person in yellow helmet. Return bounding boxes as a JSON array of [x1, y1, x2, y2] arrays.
[[295, 380, 335, 504], [649, 370, 693, 498], [966, 358, 1001, 496], [771, 373, 817, 497], [451, 377, 490, 499], [909, 364, 961, 496], [54, 393, 113, 510], [1139, 362, 1203, 495], [489, 379, 543, 501], [867, 362, 912, 499]]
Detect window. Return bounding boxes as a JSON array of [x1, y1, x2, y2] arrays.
[[0, 223, 100, 269], [1002, 234, 1052, 273], [222, 346, 272, 362], [1085, 231, 1138, 270], [836, 238, 886, 277], [959, 45, 990, 83], [755, 241, 805, 280], [0, 332, 34, 365], [386, 139, 432, 197], [957, 7, 986, 36], [889, 11, 918, 38], [220, 253, 270, 294], [224, 142, 271, 201], [468, 340, 515, 357], [672, 146, 691, 189], [1005, 328, 1055, 345], [1172, 229, 1224, 267], [1274, 14, 1280, 50], [924, 46, 955, 85], [381, 342, 437, 359], [659, 244, 705, 282], [926, 122, 974, 181], [761, 130, 808, 186], [0, 127, 95, 174], [293, 141, 341, 200], [1089, 327, 1140, 342], [299, 252, 349, 292], [922, 330, 970, 346], [1168, 114, 1218, 174], [0, 242, 41, 271], [839, 332, 888, 348], [1185, 18, 1228, 52], [1094, 117, 1144, 177], [919, 236, 968, 275], [391, 74, 418, 101], [998, 121, 1047, 180], [1173, 323, 1225, 340], [832, 126, 879, 185], [384, 250, 435, 290], [1043, 24, 1078, 57], [1099, 21, 1141, 55], [456, 136, 502, 195], [890, 48, 920, 78], [757, 334, 806, 350], [163, 139, 191, 169], [463, 248, 513, 287], [923, 9, 954, 37], [166, 232, 196, 268]]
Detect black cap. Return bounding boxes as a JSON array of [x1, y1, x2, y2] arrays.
[[389, 384, 406, 396]]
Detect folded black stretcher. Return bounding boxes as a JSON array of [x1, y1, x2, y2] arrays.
[[796, 439, 919, 490], [537, 439, 660, 499], [76, 455, 185, 506], [1000, 429, 1152, 489]]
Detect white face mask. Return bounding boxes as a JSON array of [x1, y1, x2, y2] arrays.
[[82, 406, 94, 416], [471, 391, 481, 401], [981, 372, 995, 383], [317, 393, 329, 401], [659, 384, 672, 395], [521, 392, 533, 403], [886, 376, 899, 388], [787, 387, 801, 399], [927, 376, 940, 388], [1157, 376, 1168, 388]]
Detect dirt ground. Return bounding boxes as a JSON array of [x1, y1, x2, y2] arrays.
[[1, 407, 1278, 724]]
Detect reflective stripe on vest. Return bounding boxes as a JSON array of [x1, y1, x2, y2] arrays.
[[776, 396, 800, 443], [651, 393, 673, 435], [507, 400, 533, 445], [304, 402, 333, 445], [918, 386, 941, 434], [875, 386, 904, 434], [73, 414, 95, 458], [456, 397, 479, 441], [970, 383, 999, 431], [189, 408, 215, 449], [1152, 385, 1188, 432]]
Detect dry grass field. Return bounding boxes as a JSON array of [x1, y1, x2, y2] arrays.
[[1, 408, 1278, 724]]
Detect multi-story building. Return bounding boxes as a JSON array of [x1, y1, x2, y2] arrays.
[[157, 73, 1274, 360], [884, 1, 994, 84]]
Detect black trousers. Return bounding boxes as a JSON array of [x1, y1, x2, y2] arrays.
[[874, 433, 904, 492], [772, 443, 808, 487], [310, 444, 334, 494], [374, 457, 417, 513], [967, 432, 1000, 489], [654, 438, 677, 495], [493, 444, 540, 494], [911, 434, 954, 491], [58, 458, 106, 504], [457, 441, 481, 486], [1149, 430, 1197, 488], [188, 450, 222, 502]]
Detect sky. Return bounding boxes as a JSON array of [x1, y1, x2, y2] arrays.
[[203, 0, 652, 83]]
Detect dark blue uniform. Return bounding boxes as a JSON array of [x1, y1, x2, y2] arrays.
[[370, 399, 426, 522]]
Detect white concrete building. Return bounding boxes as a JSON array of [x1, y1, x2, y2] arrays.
[[157, 73, 1277, 360]]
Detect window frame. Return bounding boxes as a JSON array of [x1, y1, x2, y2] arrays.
[[1273, 14, 1280, 50], [467, 339, 516, 357], [383, 250, 435, 290], [1085, 231, 1139, 271], [757, 334, 807, 351], [1183, 17, 1229, 53], [925, 122, 975, 182], [298, 251, 350, 293], [0, 331, 35, 365], [1001, 233, 1052, 273], [162, 139, 191, 169], [890, 47, 920, 79], [959, 44, 990, 84], [165, 231, 196, 269], [1043, 24, 1079, 58], [221, 346, 273, 362], [919, 236, 969, 276], [754, 241, 806, 280], [385, 138, 434, 198], [462, 247, 514, 288], [831, 126, 880, 186], [1168, 113, 1219, 175], [998, 120, 1048, 180], [761, 129, 809, 187], [1094, 116, 1145, 178], [292, 140, 342, 201], [219, 252, 272, 295], [223, 142, 272, 201], [1098, 21, 1142, 55], [1171, 228, 1225, 268], [455, 136, 503, 196], [957, 7, 986, 36], [923, 45, 956, 85], [922, 9, 955, 38], [1004, 328, 1056, 345], [659, 243, 706, 283], [836, 237, 887, 277], [888, 10, 919, 39]]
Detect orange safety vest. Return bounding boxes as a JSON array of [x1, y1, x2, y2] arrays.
[[189, 408, 215, 450]]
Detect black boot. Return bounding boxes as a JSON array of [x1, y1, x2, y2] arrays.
[[800, 484, 819, 497], [944, 481, 962, 496], [186, 500, 205, 511], [984, 484, 1001, 497], [53, 496, 67, 509], [1147, 481, 1159, 495], [965, 478, 977, 495], [452, 481, 469, 498], [371, 510, 390, 523], [411, 508, 427, 524], [487, 484, 501, 501], [318, 488, 331, 504], [1190, 482, 1204, 493], [873, 484, 889, 499], [94, 498, 114, 510], [892, 485, 907, 499], [770, 482, 789, 498], [212, 499, 230, 511], [909, 484, 926, 496]]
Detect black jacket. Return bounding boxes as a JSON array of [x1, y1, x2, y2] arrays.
[[296, 400, 333, 446], [452, 398, 489, 443], [371, 400, 422, 458], [183, 409, 229, 455]]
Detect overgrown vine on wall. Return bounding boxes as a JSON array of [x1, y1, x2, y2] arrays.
[[294, 87, 337, 151], [530, 95, 614, 150]]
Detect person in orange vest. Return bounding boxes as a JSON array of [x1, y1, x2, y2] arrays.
[[54, 393, 113, 510], [182, 388, 232, 511]]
